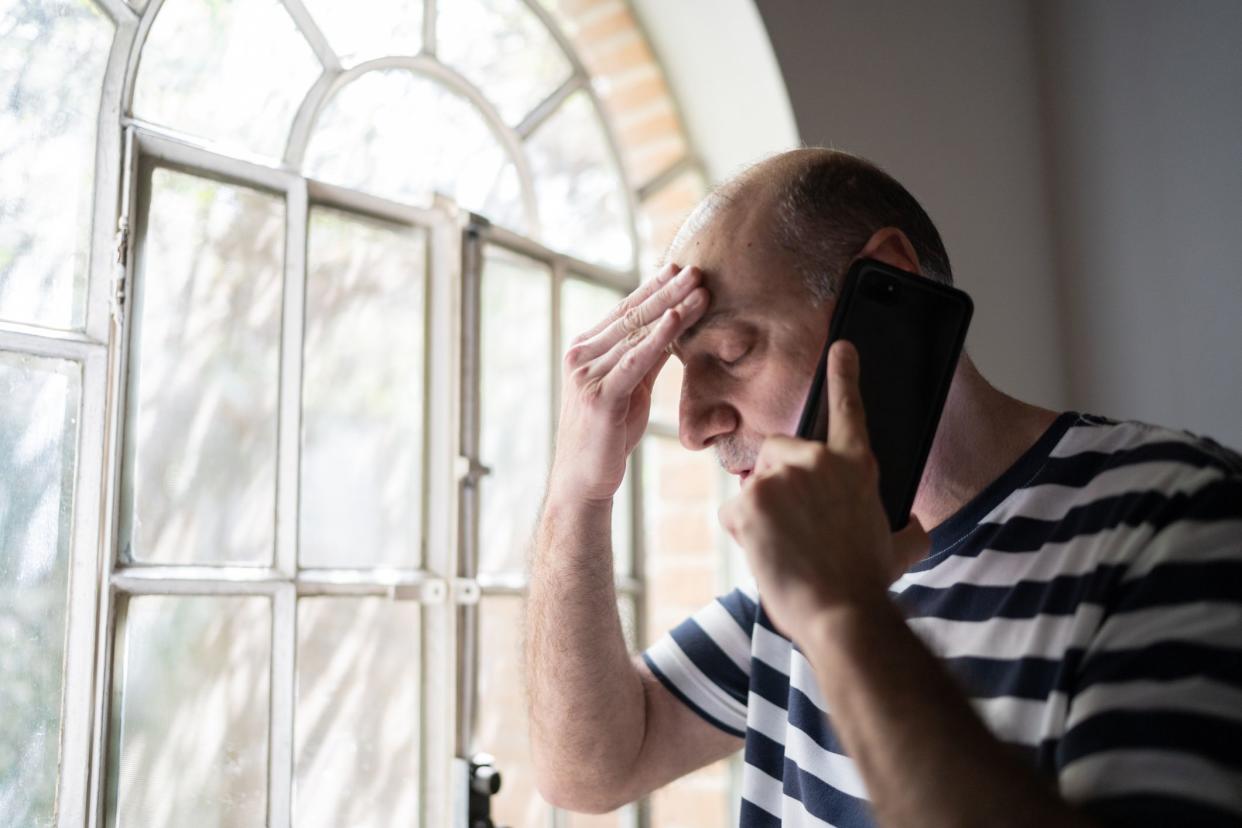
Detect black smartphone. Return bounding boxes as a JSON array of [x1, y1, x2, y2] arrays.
[[795, 258, 973, 530]]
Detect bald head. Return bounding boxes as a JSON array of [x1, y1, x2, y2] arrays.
[[666, 148, 953, 302]]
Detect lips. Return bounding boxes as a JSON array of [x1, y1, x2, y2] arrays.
[[738, 469, 753, 483]]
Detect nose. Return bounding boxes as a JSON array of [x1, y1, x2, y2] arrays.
[[678, 375, 739, 451]]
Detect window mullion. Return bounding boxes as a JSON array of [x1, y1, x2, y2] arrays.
[[422, 0, 437, 57], [415, 208, 469, 827], [269, 584, 296, 828], [515, 74, 583, 140], [54, 348, 108, 828], [279, 0, 342, 72], [550, 258, 564, 444], [87, 124, 140, 828], [87, 2, 138, 344], [276, 179, 308, 580], [266, 176, 307, 828]]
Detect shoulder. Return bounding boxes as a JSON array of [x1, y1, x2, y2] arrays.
[[1002, 413, 1240, 577], [1051, 413, 1242, 479], [1051, 414, 1242, 604]]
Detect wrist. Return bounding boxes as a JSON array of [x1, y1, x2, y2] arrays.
[[800, 592, 903, 673], [535, 488, 615, 570], [541, 485, 615, 519]]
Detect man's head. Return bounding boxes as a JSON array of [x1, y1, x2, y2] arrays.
[[665, 148, 953, 480]]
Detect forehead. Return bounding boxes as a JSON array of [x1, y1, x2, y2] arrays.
[[667, 193, 799, 316]]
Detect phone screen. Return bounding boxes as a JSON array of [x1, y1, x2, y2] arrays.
[[796, 259, 973, 530]]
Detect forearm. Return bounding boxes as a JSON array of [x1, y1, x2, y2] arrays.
[[525, 494, 644, 807], [803, 598, 1096, 828]]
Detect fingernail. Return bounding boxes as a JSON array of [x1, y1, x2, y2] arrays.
[[684, 289, 704, 308], [675, 268, 697, 286], [661, 264, 681, 283]]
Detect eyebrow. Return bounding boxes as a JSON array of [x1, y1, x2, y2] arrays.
[[673, 307, 742, 351]]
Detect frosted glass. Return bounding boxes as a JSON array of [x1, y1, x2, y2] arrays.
[[112, 596, 271, 827], [304, 70, 525, 228], [473, 595, 552, 827], [437, 0, 573, 125], [299, 0, 422, 65], [0, 352, 81, 827], [0, 0, 111, 329], [295, 598, 420, 826], [126, 169, 283, 565], [132, 0, 321, 159], [641, 435, 724, 647], [528, 91, 632, 269], [301, 208, 426, 569], [478, 247, 551, 574]]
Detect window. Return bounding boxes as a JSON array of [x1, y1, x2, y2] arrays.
[[0, 0, 739, 825]]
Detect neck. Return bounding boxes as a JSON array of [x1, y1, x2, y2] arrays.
[[911, 354, 1060, 533]]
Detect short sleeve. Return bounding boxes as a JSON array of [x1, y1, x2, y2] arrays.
[[641, 585, 758, 737], [1056, 473, 1242, 826]]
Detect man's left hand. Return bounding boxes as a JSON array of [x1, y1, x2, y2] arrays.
[[717, 340, 931, 639]]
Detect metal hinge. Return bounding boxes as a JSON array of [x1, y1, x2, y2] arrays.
[[455, 455, 492, 488], [111, 216, 130, 326]]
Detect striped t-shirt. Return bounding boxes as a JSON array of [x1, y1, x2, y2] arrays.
[[642, 411, 1242, 826]]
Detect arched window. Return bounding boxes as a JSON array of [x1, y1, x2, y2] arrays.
[[0, 0, 746, 825]]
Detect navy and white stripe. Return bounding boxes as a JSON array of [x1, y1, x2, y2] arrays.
[[642, 411, 1242, 826]]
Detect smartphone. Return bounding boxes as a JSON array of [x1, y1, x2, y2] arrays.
[[795, 258, 973, 530]]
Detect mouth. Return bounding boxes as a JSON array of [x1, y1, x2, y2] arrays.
[[738, 469, 753, 484]]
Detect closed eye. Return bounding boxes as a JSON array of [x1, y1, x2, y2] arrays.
[[718, 347, 751, 368]]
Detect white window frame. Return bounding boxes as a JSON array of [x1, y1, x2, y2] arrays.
[[2, 0, 718, 825]]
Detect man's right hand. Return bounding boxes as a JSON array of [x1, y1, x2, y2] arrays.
[[548, 263, 709, 506]]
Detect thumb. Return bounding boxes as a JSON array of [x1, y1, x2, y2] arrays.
[[891, 515, 931, 575]]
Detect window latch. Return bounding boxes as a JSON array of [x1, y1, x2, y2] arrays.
[[467, 753, 507, 828], [455, 455, 492, 488], [111, 216, 130, 326]]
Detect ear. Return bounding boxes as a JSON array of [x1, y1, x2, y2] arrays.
[[855, 227, 922, 276]]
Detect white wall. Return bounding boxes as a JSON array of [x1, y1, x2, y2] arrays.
[[1036, 0, 1242, 448], [752, 0, 1067, 410], [637, 1, 1242, 446], [629, 0, 799, 182]]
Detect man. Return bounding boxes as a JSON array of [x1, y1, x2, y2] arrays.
[[525, 148, 1242, 826]]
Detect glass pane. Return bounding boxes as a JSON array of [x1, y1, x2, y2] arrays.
[[301, 208, 426, 569], [479, 246, 551, 574], [0, 352, 80, 826], [295, 598, 420, 826], [640, 437, 739, 827], [126, 169, 283, 565], [641, 435, 722, 646], [299, 0, 422, 66], [569, 806, 638, 828], [132, 0, 321, 159], [112, 595, 271, 827], [637, 169, 707, 279], [0, 0, 111, 329], [560, 277, 632, 576], [528, 91, 632, 269], [304, 70, 525, 229], [649, 758, 735, 828], [474, 595, 552, 827], [437, 0, 573, 126], [650, 357, 681, 430]]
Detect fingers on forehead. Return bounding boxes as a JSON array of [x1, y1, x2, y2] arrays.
[[578, 264, 681, 342]]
